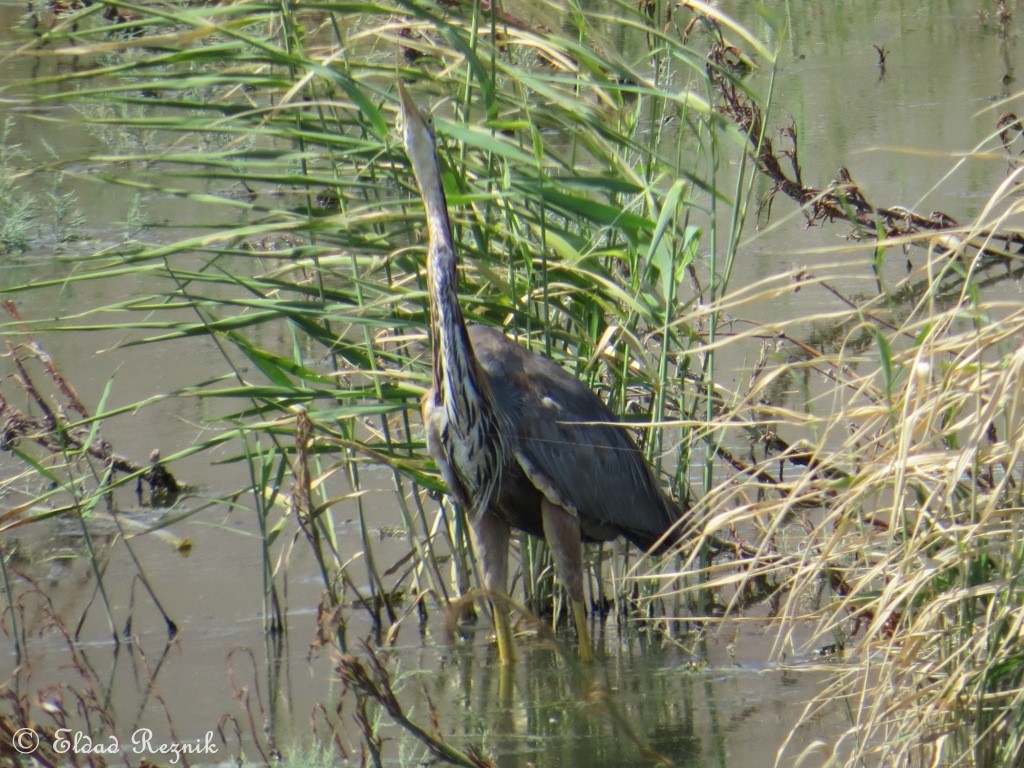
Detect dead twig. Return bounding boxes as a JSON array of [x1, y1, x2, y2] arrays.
[[704, 40, 1024, 256], [1, 301, 180, 503], [337, 644, 496, 768]]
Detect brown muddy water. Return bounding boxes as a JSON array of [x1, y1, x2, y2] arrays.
[[1, 1, 1021, 766]]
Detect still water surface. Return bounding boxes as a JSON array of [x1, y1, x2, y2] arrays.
[[0, 1, 1019, 765]]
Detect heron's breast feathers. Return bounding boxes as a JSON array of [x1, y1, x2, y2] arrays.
[[424, 370, 511, 520]]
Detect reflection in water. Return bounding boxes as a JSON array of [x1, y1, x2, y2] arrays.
[[331, 631, 837, 768], [2, 521, 837, 767], [337, 630, 840, 768]]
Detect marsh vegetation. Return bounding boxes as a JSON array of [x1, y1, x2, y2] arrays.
[[1, 1, 1024, 766]]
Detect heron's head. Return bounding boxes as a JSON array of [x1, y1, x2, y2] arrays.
[[397, 80, 441, 197]]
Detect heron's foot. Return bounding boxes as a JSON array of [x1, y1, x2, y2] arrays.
[[572, 599, 594, 664]]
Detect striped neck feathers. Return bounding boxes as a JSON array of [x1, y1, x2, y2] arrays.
[[427, 235, 483, 410], [422, 178, 508, 516]]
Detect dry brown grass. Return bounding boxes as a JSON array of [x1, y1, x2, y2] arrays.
[[654, 171, 1024, 766]]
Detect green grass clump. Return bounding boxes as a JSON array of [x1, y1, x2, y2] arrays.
[[0, 0, 771, 636]]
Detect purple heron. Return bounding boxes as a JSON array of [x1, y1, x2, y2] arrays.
[[397, 81, 683, 664]]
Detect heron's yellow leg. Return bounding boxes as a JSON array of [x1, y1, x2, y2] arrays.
[[493, 604, 516, 665], [471, 512, 515, 664], [572, 600, 594, 664], [540, 498, 595, 664]]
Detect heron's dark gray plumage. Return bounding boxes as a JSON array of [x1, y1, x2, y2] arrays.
[[398, 80, 684, 663]]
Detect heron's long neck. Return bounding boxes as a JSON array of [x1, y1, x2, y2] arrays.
[[419, 154, 507, 517], [421, 176, 484, 412]]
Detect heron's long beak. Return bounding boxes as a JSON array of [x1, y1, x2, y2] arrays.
[[397, 80, 434, 168], [396, 80, 449, 239], [396, 79, 423, 131]]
